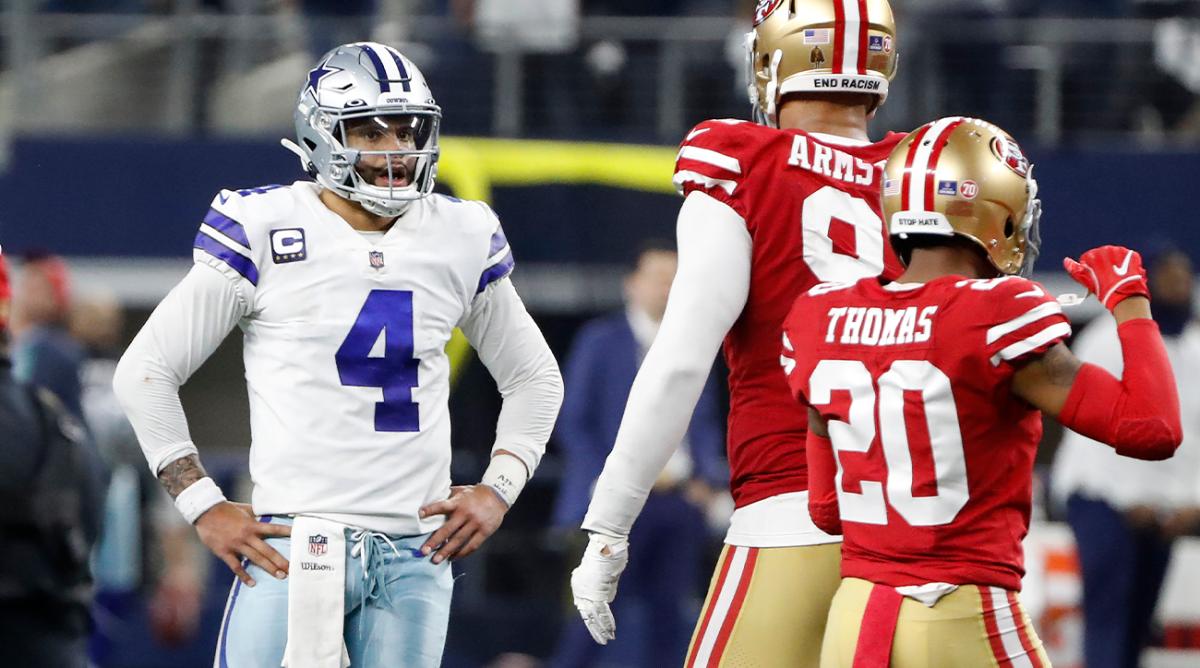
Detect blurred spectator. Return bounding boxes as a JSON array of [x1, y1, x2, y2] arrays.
[[0, 248, 106, 667], [453, 0, 581, 136], [584, 0, 687, 15], [1149, 2, 1200, 139], [295, 0, 379, 57], [39, 0, 147, 13], [71, 293, 207, 663], [548, 241, 726, 667], [11, 251, 86, 418], [897, 1, 1018, 134], [574, 0, 696, 134], [1051, 246, 1200, 668]]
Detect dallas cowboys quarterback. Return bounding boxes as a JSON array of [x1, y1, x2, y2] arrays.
[[113, 42, 563, 667]]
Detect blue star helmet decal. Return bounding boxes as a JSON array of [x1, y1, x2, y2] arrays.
[[306, 59, 343, 99]]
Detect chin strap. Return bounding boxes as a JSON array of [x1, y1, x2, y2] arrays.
[[281, 138, 324, 181], [277, 136, 304, 164]]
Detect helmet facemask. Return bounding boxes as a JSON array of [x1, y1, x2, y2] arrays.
[[300, 106, 440, 218], [1016, 168, 1042, 278], [341, 110, 438, 217]]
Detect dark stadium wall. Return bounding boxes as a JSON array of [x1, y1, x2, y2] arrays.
[[0, 137, 1194, 266]]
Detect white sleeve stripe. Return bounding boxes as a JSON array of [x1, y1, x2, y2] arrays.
[[990, 322, 1072, 366], [485, 243, 511, 268], [677, 146, 743, 175], [672, 171, 737, 196], [985, 301, 1064, 344], [198, 223, 253, 257]]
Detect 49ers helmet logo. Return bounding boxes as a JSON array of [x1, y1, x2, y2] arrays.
[[990, 136, 1030, 178], [753, 0, 784, 26]]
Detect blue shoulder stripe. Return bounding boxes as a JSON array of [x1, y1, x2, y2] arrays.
[[194, 231, 259, 286], [204, 208, 251, 250], [477, 250, 515, 294], [488, 226, 509, 258]]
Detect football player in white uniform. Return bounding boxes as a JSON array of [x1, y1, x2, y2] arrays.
[[113, 42, 563, 667]]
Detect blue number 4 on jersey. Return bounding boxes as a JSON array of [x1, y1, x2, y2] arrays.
[[336, 289, 420, 432]]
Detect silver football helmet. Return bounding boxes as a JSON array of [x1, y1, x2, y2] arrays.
[[283, 42, 441, 217]]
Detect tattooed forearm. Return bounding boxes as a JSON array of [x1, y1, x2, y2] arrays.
[[1039, 343, 1082, 389], [158, 455, 209, 499]]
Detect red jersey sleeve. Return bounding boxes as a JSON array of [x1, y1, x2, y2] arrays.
[[672, 119, 769, 220], [781, 291, 815, 405], [974, 276, 1072, 368]]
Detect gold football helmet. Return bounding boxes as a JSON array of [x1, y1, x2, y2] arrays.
[[748, 0, 898, 126], [883, 117, 1042, 277]]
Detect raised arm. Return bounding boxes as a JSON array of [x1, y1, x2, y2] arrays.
[[1012, 247, 1182, 460]]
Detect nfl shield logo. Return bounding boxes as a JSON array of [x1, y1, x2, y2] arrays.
[[369, 251, 385, 269], [309, 534, 328, 557]]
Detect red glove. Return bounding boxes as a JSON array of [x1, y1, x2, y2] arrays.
[[1063, 245, 1150, 312]]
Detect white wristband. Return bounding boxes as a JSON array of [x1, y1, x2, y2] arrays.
[[481, 454, 529, 507], [174, 477, 227, 524]]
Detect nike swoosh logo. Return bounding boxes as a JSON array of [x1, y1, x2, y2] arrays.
[[1016, 285, 1045, 299], [685, 127, 710, 142], [1113, 251, 1133, 276]]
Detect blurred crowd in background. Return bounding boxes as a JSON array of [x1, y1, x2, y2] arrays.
[[7, 0, 1200, 145]]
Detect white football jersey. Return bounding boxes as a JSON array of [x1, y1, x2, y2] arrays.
[[193, 181, 515, 535]]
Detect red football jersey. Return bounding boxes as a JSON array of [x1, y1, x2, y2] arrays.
[[782, 275, 1072, 590], [673, 119, 905, 508]]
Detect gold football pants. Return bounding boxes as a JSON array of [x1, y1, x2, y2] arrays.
[[684, 543, 842, 668], [821, 577, 1052, 668]]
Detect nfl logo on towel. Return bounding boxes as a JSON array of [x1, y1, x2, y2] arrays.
[[369, 251, 385, 269], [309, 534, 328, 557]]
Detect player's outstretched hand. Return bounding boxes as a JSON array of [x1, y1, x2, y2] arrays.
[[419, 485, 508, 564], [194, 501, 291, 587], [1063, 246, 1150, 312], [570, 532, 630, 645]]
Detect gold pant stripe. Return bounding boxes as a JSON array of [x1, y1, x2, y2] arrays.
[[685, 543, 842, 668]]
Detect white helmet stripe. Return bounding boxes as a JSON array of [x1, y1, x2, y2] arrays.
[[839, 0, 863, 76], [905, 117, 962, 212], [358, 42, 408, 92], [383, 46, 412, 87]]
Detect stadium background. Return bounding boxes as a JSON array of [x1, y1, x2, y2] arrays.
[[3, 0, 1200, 666]]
